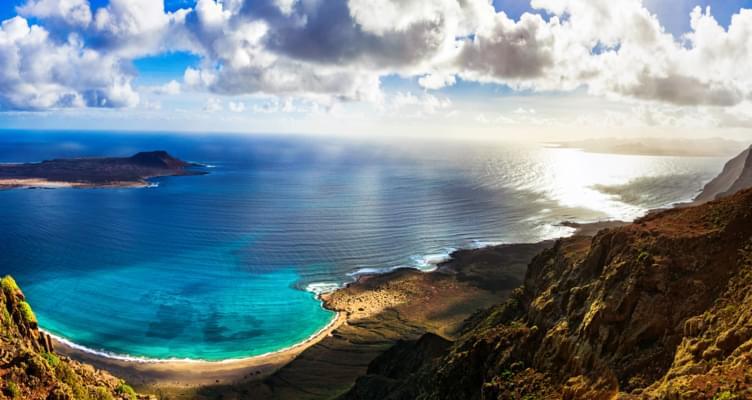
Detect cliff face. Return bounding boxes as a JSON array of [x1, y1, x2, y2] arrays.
[[342, 189, 752, 400], [695, 146, 752, 203], [0, 276, 144, 400]]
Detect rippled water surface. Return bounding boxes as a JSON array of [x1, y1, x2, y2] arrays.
[[0, 131, 727, 360]]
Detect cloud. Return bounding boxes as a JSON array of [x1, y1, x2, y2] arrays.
[[613, 72, 743, 107], [90, 0, 193, 58], [0, 16, 138, 110], [203, 97, 221, 112], [522, 0, 752, 106], [228, 101, 245, 112], [17, 0, 92, 28], [455, 12, 556, 81], [150, 80, 181, 95], [418, 73, 456, 90], [3, 0, 752, 116], [246, 0, 752, 108], [390, 91, 452, 115]]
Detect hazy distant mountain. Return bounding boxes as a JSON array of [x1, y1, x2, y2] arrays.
[[552, 137, 745, 157]]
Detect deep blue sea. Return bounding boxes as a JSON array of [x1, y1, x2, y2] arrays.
[[0, 131, 728, 361]]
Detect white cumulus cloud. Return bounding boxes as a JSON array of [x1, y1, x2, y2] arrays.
[[0, 16, 138, 110], [2, 0, 752, 119]]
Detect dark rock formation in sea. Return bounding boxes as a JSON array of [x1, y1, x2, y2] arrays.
[[341, 188, 752, 399], [0, 276, 148, 400], [0, 150, 204, 188], [695, 145, 752, 203]]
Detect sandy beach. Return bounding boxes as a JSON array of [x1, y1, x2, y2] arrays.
[[185, 240, 555, 400], [0, 178, 149, 189], [49, 222, 619, 400], [52, 312, 346, 393]]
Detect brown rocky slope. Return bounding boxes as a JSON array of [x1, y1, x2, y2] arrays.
[[0, 276, 147, 400], [342, 188, 752, 399]]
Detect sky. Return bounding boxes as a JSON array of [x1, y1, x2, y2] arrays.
[[1, 0, 752, 141]]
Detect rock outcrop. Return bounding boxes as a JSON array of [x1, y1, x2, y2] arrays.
[[342, 188, 752, 399], [695, 145, 752, 203], [0, 276, 148, 400]]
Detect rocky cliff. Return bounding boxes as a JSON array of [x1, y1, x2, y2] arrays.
[[695, 145, 752, 203], [0, 276, 146, 400], [342, 188, 752, 399]]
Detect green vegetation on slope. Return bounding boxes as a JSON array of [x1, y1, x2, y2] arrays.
[[0, 275, 147, 400]]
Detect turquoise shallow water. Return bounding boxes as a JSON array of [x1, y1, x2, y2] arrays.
[[0, 131, 728, 360]]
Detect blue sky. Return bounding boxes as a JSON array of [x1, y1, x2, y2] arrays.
[[1, 0, 751, 140]]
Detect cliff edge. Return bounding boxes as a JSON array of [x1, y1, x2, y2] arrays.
[[342, 188, 752, 399], [0, 276, 147, 400]]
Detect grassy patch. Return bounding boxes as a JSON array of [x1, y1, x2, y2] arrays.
[[637, 251, 652, 264], [713, 391, 736, 400], [90, 386, 114, 400], [115, 382, 137, 400], [1, 276, 19, 297], [1, 308, 11, 332], [55, 362, 88, 399], [3, 380, 19, 399], [18, 301, 36, 324], [43, 352, 61, 368]]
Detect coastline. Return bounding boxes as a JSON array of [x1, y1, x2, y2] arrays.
[[0, 178, 150, 189], [47, 219, 628, 399], [52, 311, 346, 390]]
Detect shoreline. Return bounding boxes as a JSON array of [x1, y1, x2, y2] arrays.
[[46, 306, 341, 364], [50, 219, 628, 393], [52, 312, 346, 390], [0, 178, 151, 189]]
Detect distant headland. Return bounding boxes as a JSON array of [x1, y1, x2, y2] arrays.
[[0, 151, 206, 189]]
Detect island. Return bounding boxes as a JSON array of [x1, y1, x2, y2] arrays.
[[0, 151, 205, 189]]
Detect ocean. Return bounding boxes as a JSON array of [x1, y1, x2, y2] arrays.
[[0, 131, 727, 361]]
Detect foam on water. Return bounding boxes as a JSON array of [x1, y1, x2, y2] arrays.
[[305, 282, 344, 296], [410, 249, 455, 271], [468, 239, 505, 249]]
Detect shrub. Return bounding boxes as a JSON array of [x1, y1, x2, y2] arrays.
[[4, 381, 19, 399], [115, 382, 137, 400], [90, 386, 114, 400], [1, 276, 19, 297], [1, 308, 11, 331], [714, 391, 736, 400], [43, 352, 61, 368], [18, 301, 36, 324], [55, 363, 87, 399], [26, 354, 51, 378], [47, 385, 74, 400], [637, 251, 652, 264]]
